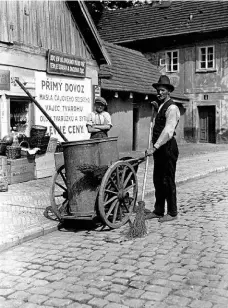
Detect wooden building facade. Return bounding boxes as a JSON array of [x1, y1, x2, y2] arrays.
[[0, 0, 109, 141]]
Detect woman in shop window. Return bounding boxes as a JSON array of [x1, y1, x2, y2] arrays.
[[86, 97, 112, 139]]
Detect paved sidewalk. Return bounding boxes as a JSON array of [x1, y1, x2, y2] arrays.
[[0, 147, 228, 252]]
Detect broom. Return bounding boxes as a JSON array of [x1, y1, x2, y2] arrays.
[[126, 103, 157, 239]]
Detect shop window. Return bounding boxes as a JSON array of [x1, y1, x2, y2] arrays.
[[10, 99, 30, 134], [165, 50, 179, 72], [197, 46, 215, 71]]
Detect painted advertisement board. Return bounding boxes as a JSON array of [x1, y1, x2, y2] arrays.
[[47, 50, 86, 78], [35, 72, 92, 141]]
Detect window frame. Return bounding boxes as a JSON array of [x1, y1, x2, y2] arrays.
[[198, 45, 215, 71], [165, 49, 179, 73]]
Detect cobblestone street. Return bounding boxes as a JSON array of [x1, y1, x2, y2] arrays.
[[1, 147, 228, 251], [1, 170, 228, 308]]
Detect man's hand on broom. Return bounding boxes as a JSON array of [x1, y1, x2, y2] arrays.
[[145, 147, 157, 158]]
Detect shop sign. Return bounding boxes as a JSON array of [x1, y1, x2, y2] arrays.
[[0, 70, 10, 90], [93, 85, 101, 98], [35, 72, 92, 141], [47, 50, 86, 78]]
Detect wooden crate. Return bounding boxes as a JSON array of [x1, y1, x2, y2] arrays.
[[46, 138, 58, 153], [35, 153, 55, 179], [7, 157, 35, 184], [0, 156, 7, 177], [54, 152, 64, 170]]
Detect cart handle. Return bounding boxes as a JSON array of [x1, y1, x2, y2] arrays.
[[15, 79, 68, 142], [120, 156, 146, 165]]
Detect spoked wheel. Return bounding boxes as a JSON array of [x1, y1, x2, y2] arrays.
[[50, 165, 70, 222], [98, 161, 138, 229]]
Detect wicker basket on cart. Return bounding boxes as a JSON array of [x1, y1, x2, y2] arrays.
[[18, 135, 30, 147], [6, 145, 21, 159], [30, 125, 47, 139], [30, 135, 50, 154]]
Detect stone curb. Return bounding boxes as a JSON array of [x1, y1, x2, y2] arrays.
[[1, 165, 228, 253], [0, 222, 58, 253]]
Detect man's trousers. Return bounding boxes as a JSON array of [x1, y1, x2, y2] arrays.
[[153, 137, 179, 217]]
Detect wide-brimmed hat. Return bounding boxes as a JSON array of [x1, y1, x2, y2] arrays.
[[95, 96, 107, 106], [152, 75, 174, 92]]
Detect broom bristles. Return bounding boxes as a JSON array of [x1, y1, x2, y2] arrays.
[[126, 200, 147, 239]]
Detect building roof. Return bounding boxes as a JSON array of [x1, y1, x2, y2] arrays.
[[99, 42, 186, 100], [67, 1, 111, 65], [99, 42, 160, 95], [98, 1, 228, 44]]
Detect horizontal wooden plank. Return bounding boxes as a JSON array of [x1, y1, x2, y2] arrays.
[[35, 167, 55, 179], [8, 172, 34, 184], [8, 163, 35, 174], [35, 153, 55, 170], [7, 157, 35, 166], [0, 49, 46, 71], [0, 1, 93, 59]]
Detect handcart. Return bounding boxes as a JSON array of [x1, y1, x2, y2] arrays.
[[15, 79, 146, 229], [50, 138, 145, 229]]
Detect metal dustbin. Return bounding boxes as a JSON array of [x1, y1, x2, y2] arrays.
[[62, 137, 119, 219]]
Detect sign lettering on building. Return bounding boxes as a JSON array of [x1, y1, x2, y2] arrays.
[[93, 85, 101, 98], [35, 72, 92, 141], [0, 70, 10, 90], [47, 50, 86, 78]]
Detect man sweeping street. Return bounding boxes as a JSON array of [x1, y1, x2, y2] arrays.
[[146, 75, 180, 223]]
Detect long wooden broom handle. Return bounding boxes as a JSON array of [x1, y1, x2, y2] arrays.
[[141, 104, 156, 201], [15, 79, 68, 142]]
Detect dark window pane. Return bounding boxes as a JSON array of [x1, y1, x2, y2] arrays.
[[208, 54, 213, 61], [200, 48, 206, 55], [167, 52, 171, 60], [166, 52, 171, 71], [200, 61, 206, 69], [208, 47, 213, 54], [208, 61, 213, 68], [201, 54, 206, 62]]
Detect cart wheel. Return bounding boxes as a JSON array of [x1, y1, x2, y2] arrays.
[[98, 161, 138, 229], [50, 165, 70, 222]]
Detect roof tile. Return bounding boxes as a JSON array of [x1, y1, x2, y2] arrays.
[[100, 41, 160, 94], [100, 41, 186, 99], [98, 1, 228, 43]]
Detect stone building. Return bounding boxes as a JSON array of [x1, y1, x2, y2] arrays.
[[98, 0, 228, 143]]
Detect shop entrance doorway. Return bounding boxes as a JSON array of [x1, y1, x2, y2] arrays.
[[198, 106, 216, 143], [10, 97, 32, 135]]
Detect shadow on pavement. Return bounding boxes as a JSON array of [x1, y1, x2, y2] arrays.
[[56, 218, 113, 233], [43, 206, 113, 233]]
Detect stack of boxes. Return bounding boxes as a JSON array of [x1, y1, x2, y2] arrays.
[[0, 138, 59, 185], [7, 157, 35, 184]]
